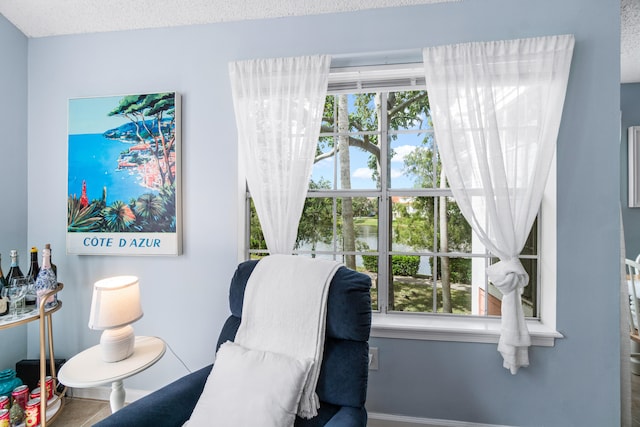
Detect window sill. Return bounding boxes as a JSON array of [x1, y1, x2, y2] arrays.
[[371, 313, 563, 347]]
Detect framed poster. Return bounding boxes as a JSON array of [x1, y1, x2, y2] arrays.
[[67, 92, 182, 255]]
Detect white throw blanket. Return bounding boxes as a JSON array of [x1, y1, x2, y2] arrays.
[[234, 254, 341, 419]]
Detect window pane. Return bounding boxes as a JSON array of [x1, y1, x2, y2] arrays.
[[295, 196, 378, 255], [442, 196, 472, 253], [321, 94, 336, 130], [521, 218, 538, 256], [312, 137, 336, 190], [438, 256, 473, 314], [321, 93, 380, 134], [346, 93, 379, 132], [389, 132, 436, 189], [388, 253, 474, 314], [337, 143, 379, 190], [391, 196, 434, 252], [387, 91, 431, 132], [249, 199, 266, 251], [480, 285, 503, 316], [296, 196, 335, 252], [354, 198, 378, 252], [520, 258, 538, 317], [388, 254, 432, 312], [340, 197, 379, 260], [360, 254, 378, 311]]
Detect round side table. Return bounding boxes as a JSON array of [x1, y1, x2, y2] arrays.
[[58, 336, 166, 412]]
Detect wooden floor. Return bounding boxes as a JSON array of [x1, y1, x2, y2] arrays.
[[51, 397, 111, 427], [52, 376, 640, 427]]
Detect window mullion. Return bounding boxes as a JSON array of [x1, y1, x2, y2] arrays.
[[332, 99, 339, 257], [432, 195, 439, 313], [378, 92, 390, 313]]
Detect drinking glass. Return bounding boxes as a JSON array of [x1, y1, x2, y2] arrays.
[[3, 278, 28, 320]]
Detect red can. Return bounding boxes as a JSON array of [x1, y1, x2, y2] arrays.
[[11, 385, 29, 410], [0, 396, 8, 411], [38, 376, 54, 401], [24, 398, 40, 427], [29, 387, 40, 400], [0, 408, 9, 427]]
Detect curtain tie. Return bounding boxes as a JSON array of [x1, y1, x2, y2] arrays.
[[486, 258, 529, 296], [487, 258, 531, 374]]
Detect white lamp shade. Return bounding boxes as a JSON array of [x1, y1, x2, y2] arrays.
[[88, 275, 143, 330]]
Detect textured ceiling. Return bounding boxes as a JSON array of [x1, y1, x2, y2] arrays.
[[0, 0, 456, 37], [0, 0, 637, 83]]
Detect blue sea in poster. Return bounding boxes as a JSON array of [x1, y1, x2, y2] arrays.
[[68, 133, 158, 205]]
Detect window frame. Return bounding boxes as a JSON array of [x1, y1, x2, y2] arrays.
[[237, 62, 562, 347]]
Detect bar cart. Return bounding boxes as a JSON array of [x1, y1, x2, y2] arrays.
[[0, 283, 65, 426]]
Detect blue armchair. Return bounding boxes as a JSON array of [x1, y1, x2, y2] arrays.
[[93, 259, 372, 427]]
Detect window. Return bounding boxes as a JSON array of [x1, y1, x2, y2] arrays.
[[243, 63, 558, 344]]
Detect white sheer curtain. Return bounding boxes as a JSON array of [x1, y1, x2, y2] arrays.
[[423, 35, 574, 374], [229, 55, 330, 254]]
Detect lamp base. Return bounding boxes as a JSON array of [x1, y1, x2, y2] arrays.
[[100, 325, 135, 362]]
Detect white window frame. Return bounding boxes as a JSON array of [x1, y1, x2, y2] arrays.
[[237, 62, 562, 347], [370, 155, 559, 346]]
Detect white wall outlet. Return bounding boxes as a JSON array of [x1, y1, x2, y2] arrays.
[[369, 347, 379, 370]]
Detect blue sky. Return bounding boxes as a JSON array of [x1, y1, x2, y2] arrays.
[[310, 133, 426, 190], [310, 93, 432, 190], [68, 96, 132, 135]]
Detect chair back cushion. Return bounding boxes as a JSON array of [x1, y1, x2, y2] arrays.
[[216, 260, 371, 409]]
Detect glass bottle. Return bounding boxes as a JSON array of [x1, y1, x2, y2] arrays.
[[35, 247, 57, 309], [0, 254, 8, 316], [5, 250, 24, 284], [25, 247, 39, 306], [5, 250, 24, 313], [44, 243, 57, 277]]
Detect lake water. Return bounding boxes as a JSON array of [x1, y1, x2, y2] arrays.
[[68, 134, 157, 204]]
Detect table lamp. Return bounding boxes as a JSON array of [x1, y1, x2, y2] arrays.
[[88, 275, 143, 362]]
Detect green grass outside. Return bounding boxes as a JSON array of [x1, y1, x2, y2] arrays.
[[370, 279, 471, 314], [354, 217, 378, 227]]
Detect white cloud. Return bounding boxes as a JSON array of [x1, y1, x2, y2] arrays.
[[390, 168, 403, 178], [352, 167, 373, 179], [353, 167, 403, 180], [391, 144, 417, 163]]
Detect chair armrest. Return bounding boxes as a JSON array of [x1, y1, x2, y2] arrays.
[[324, 406, 367, 427], [92, 364, 212, 427]]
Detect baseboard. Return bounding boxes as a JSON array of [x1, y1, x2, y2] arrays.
[[67, 386, 150, 404], [367, 412, 513, 427]]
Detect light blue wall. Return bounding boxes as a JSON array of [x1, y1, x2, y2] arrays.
[[0, 14, 29, 370], [622, 83, 640, 257], [22, 0, 620, 425]]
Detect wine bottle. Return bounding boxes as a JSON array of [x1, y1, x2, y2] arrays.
[[35, 247, 57, 309], [44, 243, 57, 277], [5, 250, 24, 284], [5, 250, 25, 314], [25, 247, 39, 306], [0, 254, 9, 316]]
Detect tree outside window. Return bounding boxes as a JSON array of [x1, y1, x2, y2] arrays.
[[248, 88, 539, 318]]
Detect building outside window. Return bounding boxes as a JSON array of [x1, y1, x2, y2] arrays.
[[246, 65, 540, 320]]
